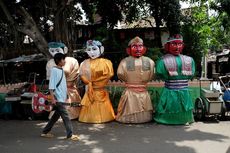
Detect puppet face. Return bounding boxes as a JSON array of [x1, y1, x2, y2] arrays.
[[49, 47, 65, 57], [85, 40, 104, 59], [86, 45, 101, 59], [164, 40, 184, 56], [164, 34, 184, 56], [127, 42, 146, 57], [48, 42, 68, 57]]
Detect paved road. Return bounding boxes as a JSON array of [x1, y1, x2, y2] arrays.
[[0, 120, 230, 153]]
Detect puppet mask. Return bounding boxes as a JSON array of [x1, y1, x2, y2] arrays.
[[48, 42, 68, 57], [126, 36, 146, 57], [85, 40, 104, 59], [164, 34, 184, 56]]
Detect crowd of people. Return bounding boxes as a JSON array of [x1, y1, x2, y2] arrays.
[[40, 34, 195, 141]]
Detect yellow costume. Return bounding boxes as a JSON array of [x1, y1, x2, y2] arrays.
[[78, 58, 115, 123]]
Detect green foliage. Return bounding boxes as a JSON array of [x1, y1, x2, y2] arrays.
[[148, 0, 182, 34], [161, 0, 182, 35], [181, 5, 207, 74], [181, 0, 230, 75], [93, 26, 124, 53], [81, 0, 124, 28], [146, 47, 163, 62], [93, 26, 108, 41]]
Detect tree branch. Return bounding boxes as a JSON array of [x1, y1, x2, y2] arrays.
[[0, 0, 15, 25], [142, 17, 154, 27], [0, 1, 50, 58]]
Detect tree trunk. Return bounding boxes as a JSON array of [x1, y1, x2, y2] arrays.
[[152, 1, 163, 48], [53, 1, 66, 42], [53, 2, 73, 54], [17, 7, 50, 58], [154, 16, 162, 48], [0, 1, 50, 58]]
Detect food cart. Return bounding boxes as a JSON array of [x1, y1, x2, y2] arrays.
[[194, 78, 223, 121]]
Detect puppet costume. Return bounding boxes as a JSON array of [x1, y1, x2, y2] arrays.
[[154, 34, 195, 125], [78, 40, 115, 123], [63, 57, 81, 119], [46, 42, 81, 119], [116, 36, 155, 123]]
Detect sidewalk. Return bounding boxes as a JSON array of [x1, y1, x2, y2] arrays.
[[0, 120, 230, 153]]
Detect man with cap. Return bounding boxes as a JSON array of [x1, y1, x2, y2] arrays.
[[116, 36, 155, 123], [154, 34, 195, 125], [46, 42, 81, 120], [78, 40, 115, 123]]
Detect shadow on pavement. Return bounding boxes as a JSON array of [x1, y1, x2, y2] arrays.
[[0, 120, 229, 153]]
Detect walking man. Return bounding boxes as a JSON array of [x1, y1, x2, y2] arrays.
[[41, 53, 79, 140]]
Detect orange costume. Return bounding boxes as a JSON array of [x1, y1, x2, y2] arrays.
[[78, 40, 115, 123]]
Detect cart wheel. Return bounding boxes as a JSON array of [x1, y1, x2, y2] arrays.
[[220, 102, 227, 120], [194, 98, 205, 121]]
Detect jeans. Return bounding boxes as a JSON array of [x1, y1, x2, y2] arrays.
[[42, 103, 73, 138]]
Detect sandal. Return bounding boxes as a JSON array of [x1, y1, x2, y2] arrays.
[[40, 133, 54, 138], [67, 134, 80, 141]]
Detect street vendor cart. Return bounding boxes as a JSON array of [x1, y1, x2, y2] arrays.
[[194, 78, 223, 121]]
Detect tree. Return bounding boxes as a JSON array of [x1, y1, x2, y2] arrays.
[[0, 0, 185, 59], [148, 0, 181, 47], [181, 0, 230, 53], [0, 0, 49, 57], [79, 0, 124, 29], [118, 0, 182, 48], [180, 0, 230, 76], [0, 0, 84, 58], [210, 0, 230, 48], [80, 0, 182, 48]]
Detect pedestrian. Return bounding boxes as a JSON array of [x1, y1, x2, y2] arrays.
[[46, 42, 81, 120], [41, 53, 79, 140]]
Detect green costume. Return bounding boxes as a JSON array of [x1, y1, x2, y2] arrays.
[[154, 54, 195, 124]]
